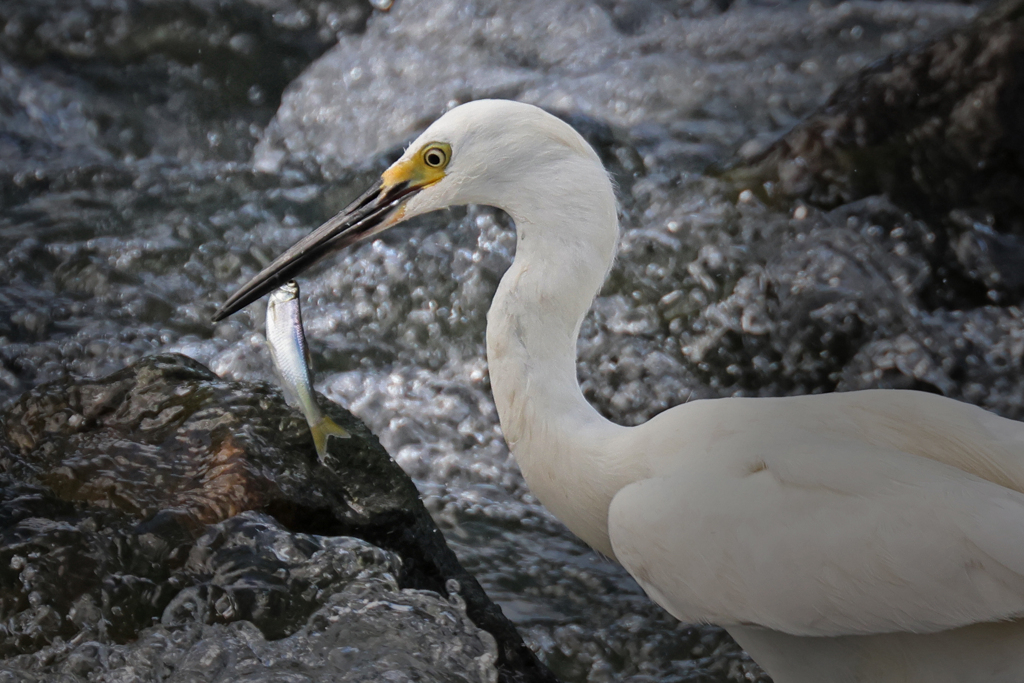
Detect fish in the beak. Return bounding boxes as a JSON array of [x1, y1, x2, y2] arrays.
[[265, 280, 349, 462]]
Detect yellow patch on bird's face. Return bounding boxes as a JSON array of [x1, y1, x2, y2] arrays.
[[382, 141, 451, 191]]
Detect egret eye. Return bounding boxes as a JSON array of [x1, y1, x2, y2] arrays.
[[422, 144, 450, 169]]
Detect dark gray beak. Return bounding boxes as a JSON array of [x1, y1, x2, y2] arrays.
[[212, 179, 417, 322]]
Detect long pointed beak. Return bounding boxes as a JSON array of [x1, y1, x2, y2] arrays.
[[212, 178, 418, 322]]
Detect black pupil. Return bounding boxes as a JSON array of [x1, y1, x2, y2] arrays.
[[427, 150, 443, 166]]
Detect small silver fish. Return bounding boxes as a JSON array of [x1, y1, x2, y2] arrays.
[[266, 281, 349, 461]]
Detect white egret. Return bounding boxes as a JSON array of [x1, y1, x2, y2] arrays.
[[215, 100, 1024, 682]]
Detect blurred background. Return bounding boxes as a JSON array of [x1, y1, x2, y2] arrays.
[[1, 0, 1021, 680]]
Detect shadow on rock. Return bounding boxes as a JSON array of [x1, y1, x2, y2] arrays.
[[728, 0, 1024, 305], [0, 353, 558, 682]]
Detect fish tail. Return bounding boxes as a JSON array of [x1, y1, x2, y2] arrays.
[[311, 415, 351, 461]]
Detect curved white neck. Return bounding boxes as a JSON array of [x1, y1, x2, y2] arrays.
[[484, 157, 634, 557]]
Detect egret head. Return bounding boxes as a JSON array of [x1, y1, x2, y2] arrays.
[[212, 99, 606, 322]]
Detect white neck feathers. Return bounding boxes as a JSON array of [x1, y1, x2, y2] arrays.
[[484, 152, 633, 556]]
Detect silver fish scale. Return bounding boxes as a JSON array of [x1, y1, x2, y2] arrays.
[[266, 282, 322, 423]]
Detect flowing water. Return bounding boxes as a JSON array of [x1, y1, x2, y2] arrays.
[[4, 0, 1014, 680]]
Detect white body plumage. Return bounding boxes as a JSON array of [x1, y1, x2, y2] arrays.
[[407, 102, 1024, 682]]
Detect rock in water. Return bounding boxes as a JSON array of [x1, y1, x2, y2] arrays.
[[731, 0, 1024, 296], [0, 353, 558, 683]]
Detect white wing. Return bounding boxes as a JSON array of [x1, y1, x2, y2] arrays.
[[608, 437, 1024, 637]]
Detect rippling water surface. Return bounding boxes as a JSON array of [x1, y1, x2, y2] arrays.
[[3, 0, 1008, 679]]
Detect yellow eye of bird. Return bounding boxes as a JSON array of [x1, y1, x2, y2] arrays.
[[422, 144, 450, 169]]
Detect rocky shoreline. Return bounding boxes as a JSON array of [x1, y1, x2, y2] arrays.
[[0, 354, 557, 682]]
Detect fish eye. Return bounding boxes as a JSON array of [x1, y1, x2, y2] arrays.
[[422, 144, 450, 169]]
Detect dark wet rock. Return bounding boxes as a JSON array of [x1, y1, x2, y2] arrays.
[[0, 510, 499, 682], [0, 0, 372, 68], [731, 0, 1024, 299], [0, 353, 557, 683], [0, 0, 375, 205]]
